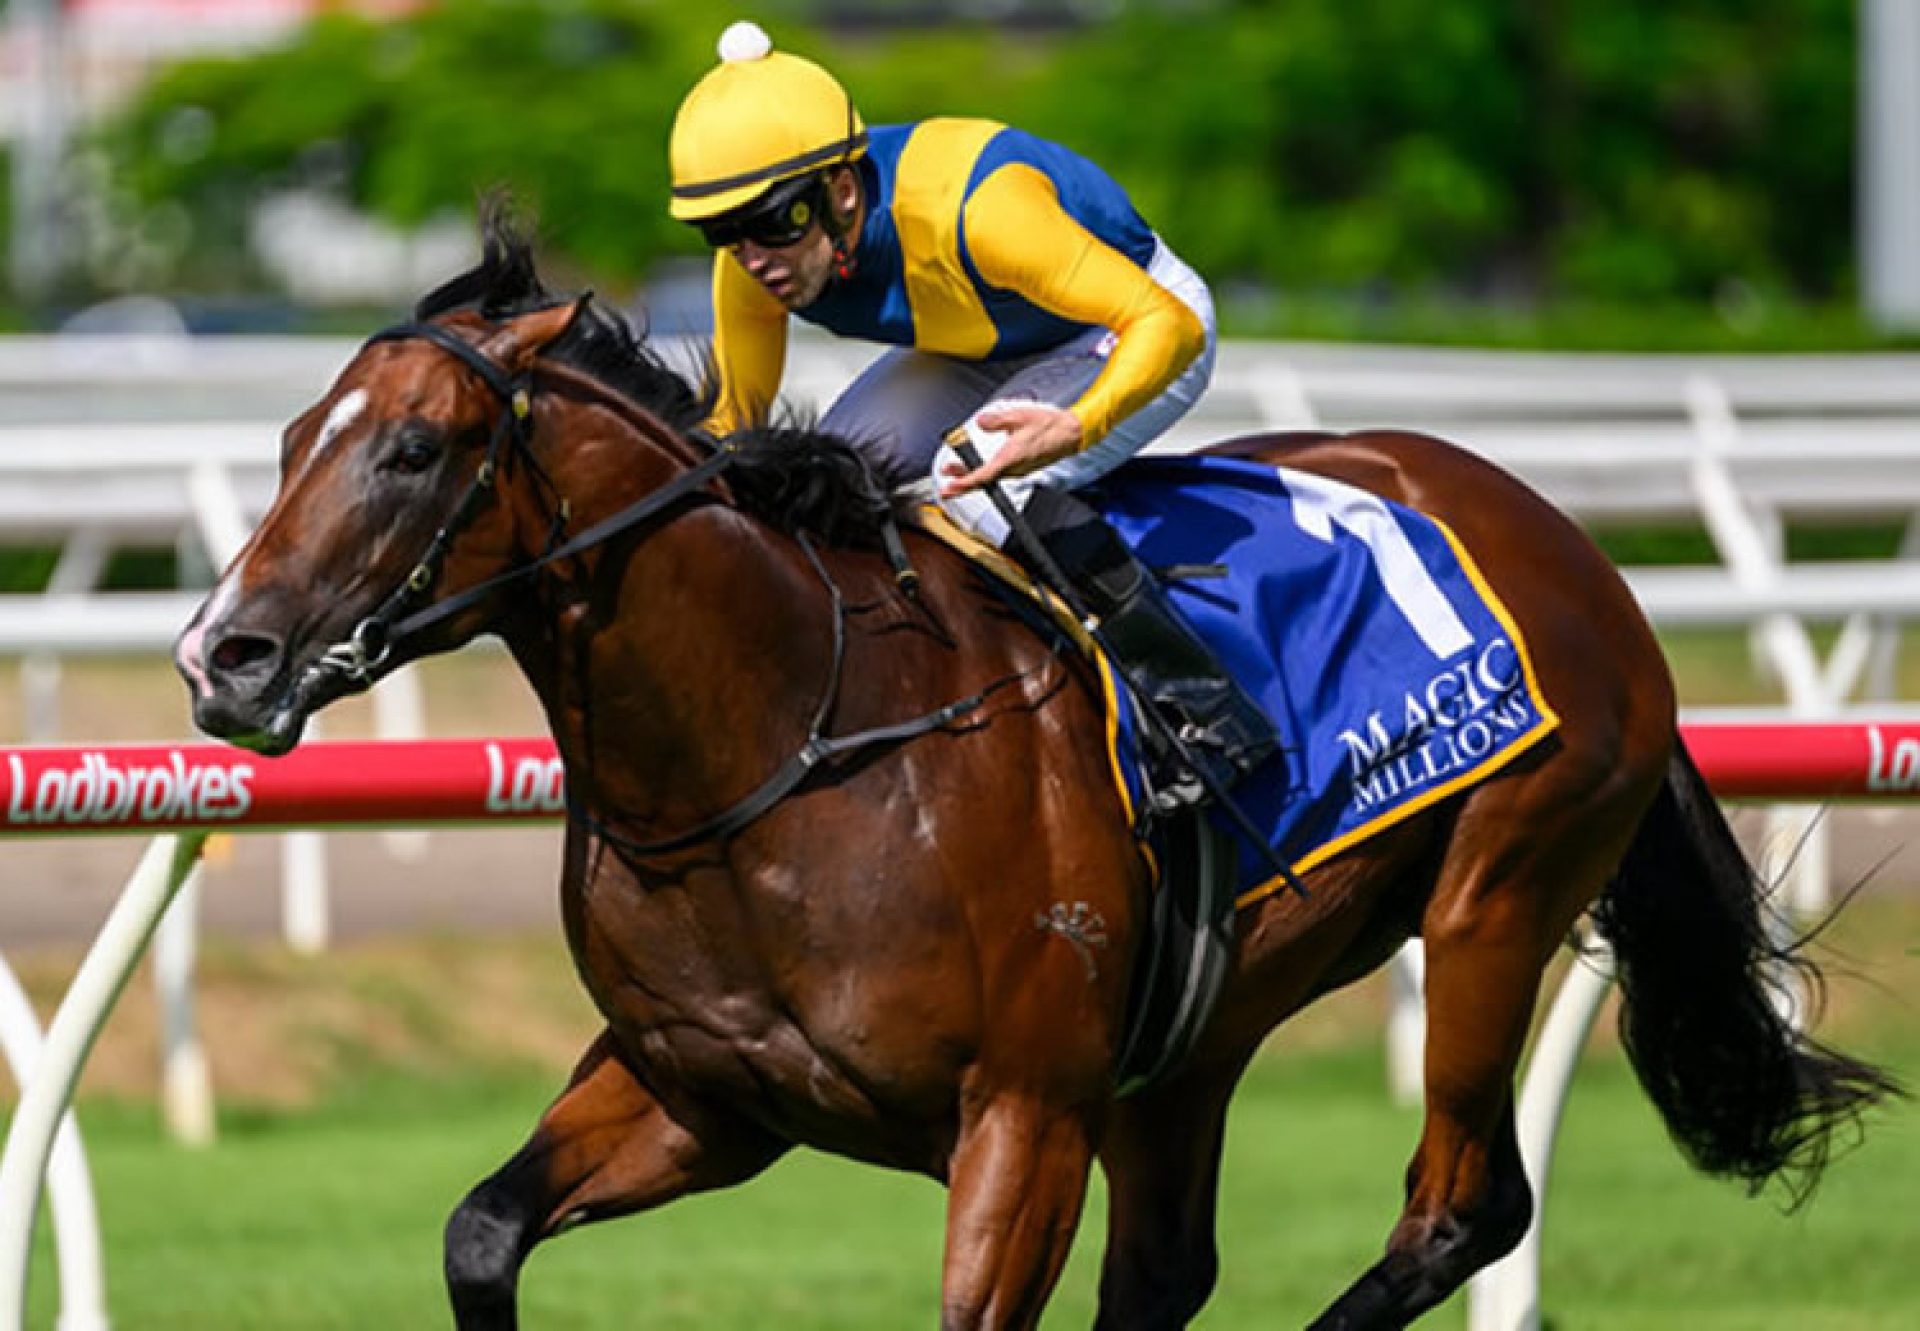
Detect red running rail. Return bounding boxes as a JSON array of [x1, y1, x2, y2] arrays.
[[0, 738, 561, 834], [4, 722, 1920, 836]]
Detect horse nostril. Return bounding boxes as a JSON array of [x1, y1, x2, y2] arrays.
[[209, 632, 280, 679]]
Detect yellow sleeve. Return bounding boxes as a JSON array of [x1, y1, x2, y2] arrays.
[[961, 165, 1205, 448], [705, 251, 789, 437]]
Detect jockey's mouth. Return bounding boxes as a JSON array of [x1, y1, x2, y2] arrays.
[[755, 266, 800, 303]]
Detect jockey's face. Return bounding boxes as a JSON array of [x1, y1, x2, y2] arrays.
[[731, 229, 832, 310], [724, 167, 861, 312]]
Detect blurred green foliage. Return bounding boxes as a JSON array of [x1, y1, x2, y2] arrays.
[[100, 1, 714, 286], [96, 0, 1860, 308], [0, 546, 177, 593], [1018, 0, 1857, 303]]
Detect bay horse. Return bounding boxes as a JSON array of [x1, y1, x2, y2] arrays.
[[175, 222, 1896, 1329]]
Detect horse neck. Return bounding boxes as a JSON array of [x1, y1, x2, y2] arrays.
[[496, 371, 836, 835]]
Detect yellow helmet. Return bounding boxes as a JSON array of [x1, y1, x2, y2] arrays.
[[668, 22, 868, 223]]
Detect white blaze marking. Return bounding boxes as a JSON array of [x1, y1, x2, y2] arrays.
[[312, 388, 368, 463], [184, 387, 367, 695]]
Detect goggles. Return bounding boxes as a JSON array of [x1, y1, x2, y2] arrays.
[[695, 174, 827, 250]]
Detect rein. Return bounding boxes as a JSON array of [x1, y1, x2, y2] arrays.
[[303, 320, 737, 688], [569, 534, 1034, 858], [311, 315, 1030, 859]]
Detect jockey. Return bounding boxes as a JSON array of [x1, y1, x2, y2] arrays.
[[668, 20, 1276, 802]]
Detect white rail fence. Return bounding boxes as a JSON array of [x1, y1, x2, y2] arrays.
[[7, 335, 1920, 1112], [6, 336, 1919, 969]]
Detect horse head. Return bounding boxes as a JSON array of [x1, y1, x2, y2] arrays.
[[177, 211, 891, 761], [172, 216, 630, 757]]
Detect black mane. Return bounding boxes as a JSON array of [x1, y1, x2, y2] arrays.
[[415, 207, 893, 548]]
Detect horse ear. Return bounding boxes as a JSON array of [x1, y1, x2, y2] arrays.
[[480, 296, 589, 371]]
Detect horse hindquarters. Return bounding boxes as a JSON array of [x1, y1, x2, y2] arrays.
[[1592, 743, 1902, 1201]]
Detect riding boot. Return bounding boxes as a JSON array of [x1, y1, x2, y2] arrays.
[[1022, 488, 1279, 809]]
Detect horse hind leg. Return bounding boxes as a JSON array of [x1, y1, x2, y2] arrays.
[[1308, 763, 1654, 1330], [444, 1028, 786, 1330], [1308, 1094, 1531, 1331]]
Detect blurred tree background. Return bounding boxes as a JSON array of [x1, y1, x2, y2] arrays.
[[79, 0, 1876, 343]]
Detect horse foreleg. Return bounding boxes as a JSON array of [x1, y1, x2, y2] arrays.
[[444, 1028, 787, 1331], [940, 1094, 1099, 1330], [1091, 1062, 1245, 1329]]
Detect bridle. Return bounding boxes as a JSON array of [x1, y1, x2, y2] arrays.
[[307, 321, 532, 687], [301, 317, 737, 693], [298, 314, 1030, 857]]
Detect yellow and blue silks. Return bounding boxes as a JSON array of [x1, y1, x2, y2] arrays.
[[707, 119, 1204, 450]]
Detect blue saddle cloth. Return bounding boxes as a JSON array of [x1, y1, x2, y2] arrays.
[[1084, 455, 1560, 906]]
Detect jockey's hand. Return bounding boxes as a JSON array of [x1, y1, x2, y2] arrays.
[[939, 403, 1085, 497]]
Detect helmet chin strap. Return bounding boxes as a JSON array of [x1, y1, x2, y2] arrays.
[[818, 169, 859, 282]]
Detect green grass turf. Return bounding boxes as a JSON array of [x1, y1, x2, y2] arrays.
[[15, 1013, 1915, 1329]]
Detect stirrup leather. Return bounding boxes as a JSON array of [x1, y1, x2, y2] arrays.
[[1022, 487, 1278, 809], [1091, 571, 1277, 802]]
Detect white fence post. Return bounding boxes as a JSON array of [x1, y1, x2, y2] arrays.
[[19, 531, 112, 744], [151, 868, 213, 1148], [1385, 940, 1426, 1107], [279, 828, 329, 956], [372, 670, 429, 862], [0, 961, 108, 1331], [0, 831, 207, 1331], [1686, 373, 1843, 920], [183, 461, 249, 575]]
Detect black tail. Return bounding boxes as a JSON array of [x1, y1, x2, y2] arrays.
[[1592, 741, 1903, 1206]]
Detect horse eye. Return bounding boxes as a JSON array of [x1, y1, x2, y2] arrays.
[[390, 434, 440, 474]]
